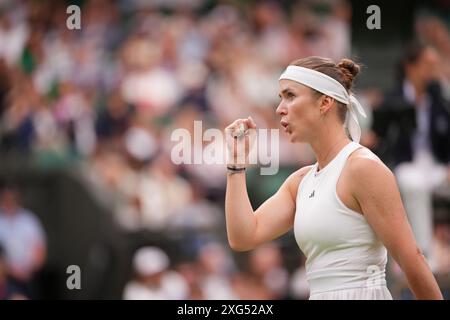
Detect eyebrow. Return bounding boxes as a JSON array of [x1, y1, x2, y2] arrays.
[[278, 88, 292, 98]]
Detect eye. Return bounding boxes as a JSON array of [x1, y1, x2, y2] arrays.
[[287, 92, 295, 99]]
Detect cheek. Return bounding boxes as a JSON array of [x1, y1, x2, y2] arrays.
[[288, 98, 305, 117], [289, 98, 316, 123]]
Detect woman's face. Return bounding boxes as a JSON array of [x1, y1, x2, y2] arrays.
[[276, 79, 322, 143]]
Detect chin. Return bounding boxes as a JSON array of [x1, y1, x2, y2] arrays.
[[290, 132, 307, 144], [288, 133, 299, 143]]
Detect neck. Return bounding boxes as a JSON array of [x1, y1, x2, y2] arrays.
[[310, 127, 350, 171]]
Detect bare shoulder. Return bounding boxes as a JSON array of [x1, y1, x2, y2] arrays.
[[345, 147, 395, 190], [344, 147, 410, 230], [347, 147, 390, 171], [284, 165, 314, 200]]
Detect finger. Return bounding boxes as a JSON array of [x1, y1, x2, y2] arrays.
[[246, 116, 257, 129], [232, 121, 248, 138], [225, 119, 244, 133]]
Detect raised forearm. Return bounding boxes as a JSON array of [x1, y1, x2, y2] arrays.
[[225, 171, 256, 251]]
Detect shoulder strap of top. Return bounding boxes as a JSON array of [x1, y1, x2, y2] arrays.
[[342, 141, 362, 159], [334, 141, 364, 172]]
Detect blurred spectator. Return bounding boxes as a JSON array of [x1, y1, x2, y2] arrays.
[[95, 88, 134, 144], [416, 15, 450, 90], [112, 149, 194, 232], [0, 59, 10, 120], [120, 34, 182, 120], [0, 7, 29, 67], [1, 73, 37, 152], [289, 254, 310, 300], [123, 246, 188, 300], [194, 242, 236, 300], [52, 81, 97, 157], [122, 120, 158, 166], [430, 222, 450, 275], [175, 262, 204, 299], [372, 44, 450, 257], [169, 182, 222, 233], [232, 243, 289, 300], [0, 245, 27, 300], [0, 186, 46, 298]]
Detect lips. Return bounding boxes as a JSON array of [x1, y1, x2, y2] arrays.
[[280, 120, 289, 132]]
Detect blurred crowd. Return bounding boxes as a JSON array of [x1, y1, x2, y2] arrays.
[[0, 0, 354, 231], [123, 243, 308, 300], [0, 0, 449, 299]]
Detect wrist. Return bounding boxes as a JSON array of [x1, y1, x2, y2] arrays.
[[227, 165, 246, 174]]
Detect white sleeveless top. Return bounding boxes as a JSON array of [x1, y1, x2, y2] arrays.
[[294, 142, 393, 300]]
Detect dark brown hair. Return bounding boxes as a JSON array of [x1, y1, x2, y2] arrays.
[[289, 56, 361, 122], [397, 43, 429, 82]]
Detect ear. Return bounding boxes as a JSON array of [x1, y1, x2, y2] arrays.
[[319, 95, 335, 115]]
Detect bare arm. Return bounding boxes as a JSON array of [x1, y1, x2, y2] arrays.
[[349, 153, 443, 300], [225, 166, 311, 251]]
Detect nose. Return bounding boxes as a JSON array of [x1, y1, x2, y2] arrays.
[[276, 101, 287, 116]]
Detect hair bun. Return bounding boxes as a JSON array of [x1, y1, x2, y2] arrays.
[[337, 58, 360, 79]]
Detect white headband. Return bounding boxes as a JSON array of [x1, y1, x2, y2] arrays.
[[279, 65, 367, 143]]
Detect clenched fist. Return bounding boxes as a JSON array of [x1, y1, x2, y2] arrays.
[[225, 116, 257, 169]]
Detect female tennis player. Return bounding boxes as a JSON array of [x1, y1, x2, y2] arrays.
[[224, 56, 443, 300]]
